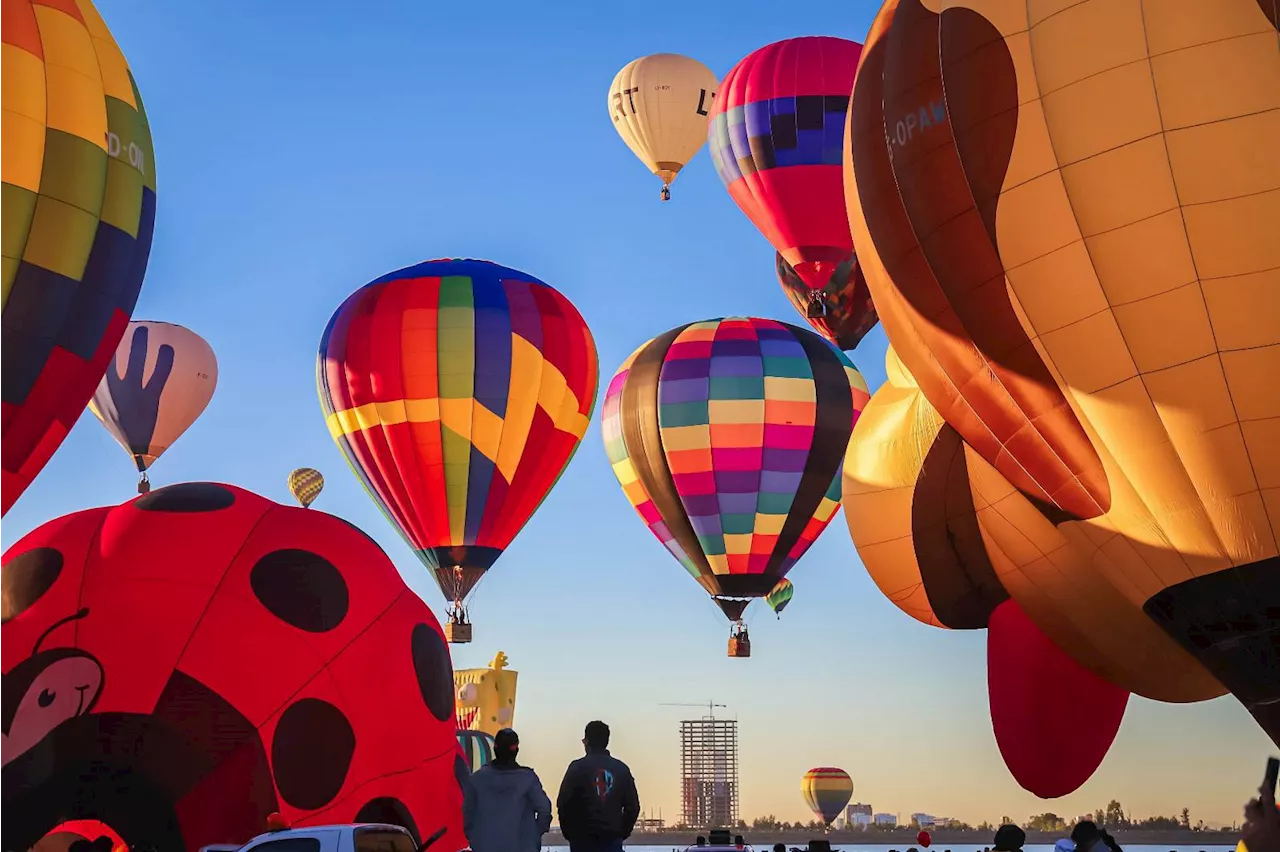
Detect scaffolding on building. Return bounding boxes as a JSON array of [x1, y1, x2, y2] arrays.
[[679, 716, 739, 829]]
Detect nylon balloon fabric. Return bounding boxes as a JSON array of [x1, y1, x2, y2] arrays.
[[707, 37, 878, 350], [601, 318, 869, 616], [287, 467, 324, 508], [801, 767, 853, 826], [845, 0, 1280, 754], [765, 577, 793, 614], [317, 259, 599, 608], [0, 483, 467, 852], [1, 0, 157, 516], [455, 730, 495, 774]]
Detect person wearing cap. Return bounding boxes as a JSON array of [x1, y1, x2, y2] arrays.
[[994, 824, 1026, 852], [463, 728, 553, 852]]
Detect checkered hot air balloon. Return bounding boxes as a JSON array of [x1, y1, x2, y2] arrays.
[[708, 37, 877, 351], [317, 259, 599, 643], [1, 0, 157, 515], [602, 318, 869, 656]]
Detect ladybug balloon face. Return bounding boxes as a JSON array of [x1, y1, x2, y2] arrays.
[[1, 483, 467, 852]]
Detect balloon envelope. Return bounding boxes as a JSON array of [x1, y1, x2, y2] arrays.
[[708, 37, 878, 347], [1, 0, 157, 515], [602, 318, 868, 624], [317, 259, 599, 611], [845, 0, 1280, 749], [89, 322, 217, 474], [988, 600, 1129, 798], [455, 730, 495, 774], [1, 482, 467, 851], [765, 578, 793, 615], [288, 467, 324, 508], [609, 53, 719, 198], [801, 767, 852, 826]]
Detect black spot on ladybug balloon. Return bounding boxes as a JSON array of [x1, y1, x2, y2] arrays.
[[1, 483, 466, 852]]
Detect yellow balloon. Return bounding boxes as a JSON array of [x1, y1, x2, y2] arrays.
[[608, 53, 718, 201], [288, 467, 324, 508]]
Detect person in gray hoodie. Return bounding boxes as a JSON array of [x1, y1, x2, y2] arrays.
[[463, 728, 553, 852]]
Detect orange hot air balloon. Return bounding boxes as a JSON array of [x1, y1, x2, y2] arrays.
[[844, 0, 1279, 797], [317, 259, 598, 642]]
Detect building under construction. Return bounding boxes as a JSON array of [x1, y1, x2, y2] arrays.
[[679, 716, 739, 829]]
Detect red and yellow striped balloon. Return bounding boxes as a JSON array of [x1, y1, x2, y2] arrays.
[[317, 259, 598, 619], [801, 767, 853, 826]]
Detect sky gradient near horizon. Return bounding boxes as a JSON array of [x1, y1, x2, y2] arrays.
[[1, 0, 1270, 830]]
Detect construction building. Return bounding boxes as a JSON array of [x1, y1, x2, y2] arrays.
[[679, 716, 739, 829]]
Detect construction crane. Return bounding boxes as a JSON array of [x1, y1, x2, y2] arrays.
[[659, 701, 726, 718]]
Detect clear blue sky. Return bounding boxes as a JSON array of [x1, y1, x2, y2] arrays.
[[2, 0, 1268, 829]]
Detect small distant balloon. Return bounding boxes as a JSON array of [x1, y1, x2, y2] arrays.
[[288, 467, 324, 508], [918, 830, 932, 848], [608, 53, 719, 201], [766, 578, 794, 617], [89, 322, 217, 493]]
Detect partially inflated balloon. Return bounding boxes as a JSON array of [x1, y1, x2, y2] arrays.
[[318, 259, 599, 637], [988, 600, 1129, 799], [288, 467, 324, 508], [801, 767, 852, 826], [846, 0, 1279, 751], [609, 53, 719, 201], [765, 577, 793, 616], [602, 318, 868, 653], [1, 0, 157, 515], [708, 37, 877, 347], [89, 322, 217, 493]]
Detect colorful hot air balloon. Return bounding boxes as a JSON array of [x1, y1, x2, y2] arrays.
[[844, 0, 1279, 796], [456, 730, 495, 774], [801, 767, 852, 827], [317, 259, 599, 642], [288, 467, 324, 508], [707, 37, 877, 349], [1, 0, 157, 516], [765, 577, 793, 617], [89, 322, 217, 493], [602, 317, 869, 656], [609, 53, 719, 201]]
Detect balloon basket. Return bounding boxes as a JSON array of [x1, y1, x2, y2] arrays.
[[445, 621, 473, 644], [660, 185, 671, 202], [727, 634, 751, 657]]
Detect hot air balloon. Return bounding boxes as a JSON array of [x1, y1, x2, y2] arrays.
[[765, 577, 793, 617], [801, 767, 852, 827], [1, 483, 468, 852], [1, 0, 157, 516], [602, 317, 869, 656], [707, 37, 877, 349], [844, 0, 1279, 796], [318, 259, 599, 643], [456, 730, 495, 774], [608, 53, 719, 201], [89, 322, 217, 493], [288, 467, 324, 508]]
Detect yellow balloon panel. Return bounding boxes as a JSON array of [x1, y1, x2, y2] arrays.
[[454, 650, 518, 736], [608, 53, 719, 192]]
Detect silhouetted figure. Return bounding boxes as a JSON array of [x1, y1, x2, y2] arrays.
[[994, 825, 1026, 852], [556, 720, 640, 852]]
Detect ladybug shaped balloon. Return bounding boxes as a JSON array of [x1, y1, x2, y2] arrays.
[[1, 483, 468, 852]]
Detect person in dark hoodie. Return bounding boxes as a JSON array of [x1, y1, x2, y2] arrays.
[[993, 824, 1026, 852], [557, 720, 641, 852], [463, 728, 553, 852]]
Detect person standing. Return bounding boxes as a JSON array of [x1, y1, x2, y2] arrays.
[[463, 728, 553, 852], [557, 720, 641, 852]]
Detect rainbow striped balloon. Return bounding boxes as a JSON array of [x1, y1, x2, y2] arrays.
[[317, 259, 598, 613], [802, 766, 853, 826], [456, 729, 495, 774], [602, 318, 868, 623]]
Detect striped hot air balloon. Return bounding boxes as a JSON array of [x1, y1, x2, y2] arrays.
[[456, 729, 495, 774], [317, 259, 599, 642], [602, 317, 869, 656], [802, 767, 853, 827]]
